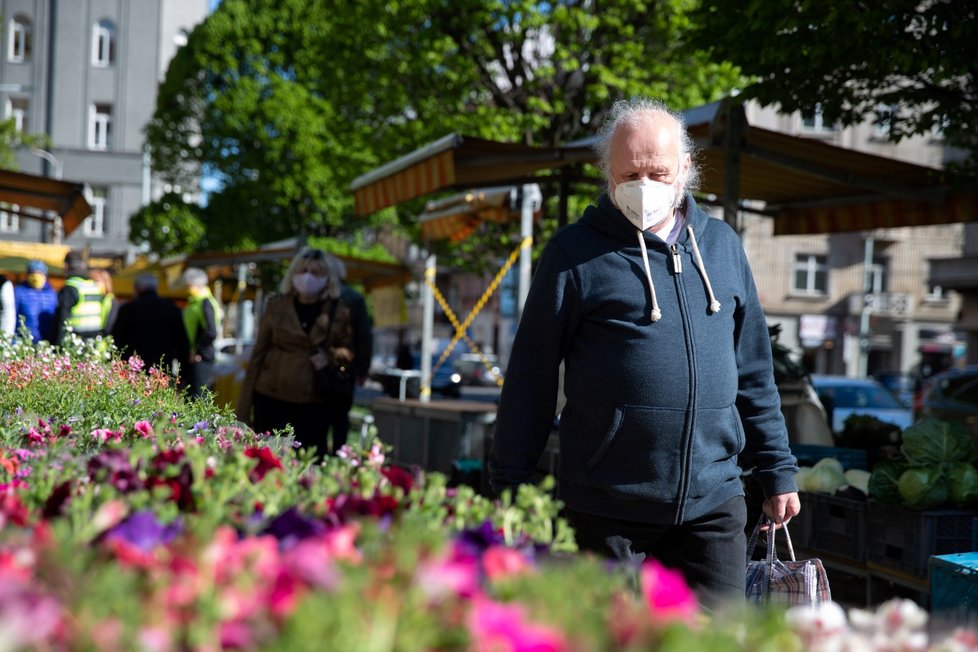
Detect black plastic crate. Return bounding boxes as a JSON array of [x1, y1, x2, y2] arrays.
[[866, 503, 978, 578], [807, 492, 867, 562]]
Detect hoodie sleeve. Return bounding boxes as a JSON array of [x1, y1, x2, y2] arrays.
[[489, 238, 579, 494], [733, 248, 799, 498]]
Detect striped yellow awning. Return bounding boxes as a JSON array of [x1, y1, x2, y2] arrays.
[[418, 187, 529, 242], [351, 134, 580, 216], [774, 191, 978, 235]]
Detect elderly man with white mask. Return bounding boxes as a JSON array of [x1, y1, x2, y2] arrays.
[[489, 98, 800, 608]]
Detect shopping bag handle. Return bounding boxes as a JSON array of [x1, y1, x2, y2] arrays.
[[746, 515, 796, 565]]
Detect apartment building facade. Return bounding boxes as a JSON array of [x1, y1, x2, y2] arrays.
[[741, 103, 967, 378], [0, 0, 208, 260]]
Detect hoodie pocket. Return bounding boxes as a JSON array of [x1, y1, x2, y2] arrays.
[[583, 405, 685, 502]]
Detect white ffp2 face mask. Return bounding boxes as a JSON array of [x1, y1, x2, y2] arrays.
[[292, 272, 328, 296], [614, 179, 677, 231]]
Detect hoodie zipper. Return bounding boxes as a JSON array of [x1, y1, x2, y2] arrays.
[[670, 244, 683, 274], [672, 244, 696, 524]]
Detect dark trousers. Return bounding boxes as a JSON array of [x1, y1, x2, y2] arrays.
[[327, 392, 354, 452], [565, 496, 747, 609], [184, 361, 215, 399], [252, 391, 348, 459]]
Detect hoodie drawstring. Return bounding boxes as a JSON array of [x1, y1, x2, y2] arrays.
[[687, 225, 722, 314], [636, 226, 721, 322], [636, 231, 662, 322]]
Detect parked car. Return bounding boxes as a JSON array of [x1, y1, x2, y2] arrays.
[[809, 375, 914, 438], [917, 365, 978, 440], [371, 353, 462, 399], [452, 353, 502, 386], [871, 370, 915, 408]]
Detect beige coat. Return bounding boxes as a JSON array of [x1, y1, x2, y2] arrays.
[[235, 293, 355, 421]]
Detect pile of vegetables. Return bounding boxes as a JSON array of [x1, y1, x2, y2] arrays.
[[868, 418, 978, 511], [796, 457, 871, 498]]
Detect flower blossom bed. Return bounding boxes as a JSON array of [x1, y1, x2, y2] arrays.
[[1, 333, 977, 651]]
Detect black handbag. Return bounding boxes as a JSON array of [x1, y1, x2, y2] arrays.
[[313, 299, 354, 400]]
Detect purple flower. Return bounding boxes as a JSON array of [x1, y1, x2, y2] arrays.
[[193, 420, 209, 432], [458, 521, 507, 555], [103, 511, 182, 553], [262, 507, 326, 548]]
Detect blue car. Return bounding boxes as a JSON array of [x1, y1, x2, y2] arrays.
[[810, 375, 914, 437]]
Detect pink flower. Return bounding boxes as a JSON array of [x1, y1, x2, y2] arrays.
[[90, 428, 121, 443], [468, 596, 566, 652], [134, 420, 153, 437], [416, 550, 482, 600], [482, 546, 532, 581], [639, 559, 698, 625]]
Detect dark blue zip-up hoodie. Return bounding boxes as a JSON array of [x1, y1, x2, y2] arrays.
[[489, 193, 798, 525]]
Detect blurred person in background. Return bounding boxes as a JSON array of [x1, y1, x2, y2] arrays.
[[181, 267, 222, 398], [111, 272, 189, 377], [13, 260, 58, 342], [89, 268, 119, 334], [0, 272, 14, 337], [51, 251, 105, 344], [328, 254, 373, 444], [235, 247, 355, 459]]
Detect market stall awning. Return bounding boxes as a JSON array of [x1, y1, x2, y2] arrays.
[[418, 186, 537, 241], [0, 168, 92, 237], [350, 134, 588, 216], [350, 98, 977, 235], [0, 239, 71, 274], [182, 240, 412, 291]]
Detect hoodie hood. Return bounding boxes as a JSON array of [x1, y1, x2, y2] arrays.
[[582, 192, 710, 247], [581, 193, 721, 321]]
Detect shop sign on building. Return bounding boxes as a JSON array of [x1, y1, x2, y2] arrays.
[[799, 314, 837, 348]]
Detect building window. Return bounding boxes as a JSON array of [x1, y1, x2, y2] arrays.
[[874, 104, 897, 138], [5, 98, 28, 132], [88, 104, 112, 150], [792, 254, 828, 295], [92, 19, 116, 67], [8, 15, 31, 63], [84, 187, 107, 237], [0, 203, 19, 233], [867, 257, 888, 293], [801, 105, 836, 132]]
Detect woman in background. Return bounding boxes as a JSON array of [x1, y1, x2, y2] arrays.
[[235, 247, 355, 459]]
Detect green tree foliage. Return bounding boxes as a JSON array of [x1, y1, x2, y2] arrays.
[[129, 193, 206, 258], [691, 0, 978, 170], [145, 0, 739, 263], [0, 117, 52, 171]]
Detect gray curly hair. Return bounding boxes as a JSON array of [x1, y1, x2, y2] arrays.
[[593, 98, 701, 197]]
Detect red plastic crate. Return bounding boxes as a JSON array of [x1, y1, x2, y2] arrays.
[[866, 503, 978, 578]]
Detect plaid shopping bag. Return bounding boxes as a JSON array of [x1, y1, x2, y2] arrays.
[[746, 515, 831, 607]]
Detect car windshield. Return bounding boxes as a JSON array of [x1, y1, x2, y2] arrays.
[[818, 383, 904, 410]]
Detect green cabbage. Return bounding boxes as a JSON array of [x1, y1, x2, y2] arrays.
[[901, 418, 975, 467], [868, 458, 909, 504], [947, 462, 978, 507], [805, 463, 847, 494], [843, 469, 871, 496], [897, 467, 949, 511]]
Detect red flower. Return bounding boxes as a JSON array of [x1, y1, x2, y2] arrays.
[[381, 465, 414, 492], [244, 447, 283, 482]]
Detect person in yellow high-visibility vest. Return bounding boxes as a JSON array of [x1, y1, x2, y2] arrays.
[[181, 267, 222, 398], [52, 251, 105, 345]]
